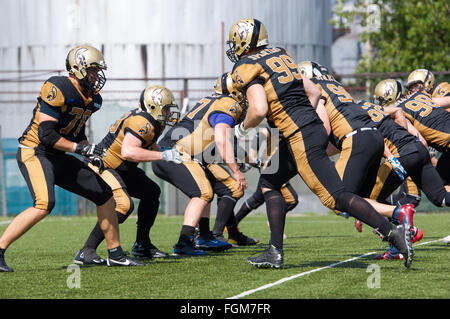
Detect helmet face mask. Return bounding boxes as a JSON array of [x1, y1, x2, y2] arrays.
[[226, 18, 269, 62], [406, 69, 435, 93], [139, 85, 180, 129], [66, 45, 107, 94], [374, 79, 404, 106]]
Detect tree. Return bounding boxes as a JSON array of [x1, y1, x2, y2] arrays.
[[331, 0, 450, 74]]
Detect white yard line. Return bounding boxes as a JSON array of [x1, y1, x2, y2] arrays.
[[227, 238, 447, 299]]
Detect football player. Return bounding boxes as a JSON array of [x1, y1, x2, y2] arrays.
[[299, 62, 420, 246], [395, 70, 449, 190], [152, 72, 249, 255], [227, 18, 413, 269], [234, 126, 299, 238], [0, 45, 142, 272], [73, 85, 183, 264]]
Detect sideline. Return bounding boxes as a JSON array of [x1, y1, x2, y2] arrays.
[[227, 238, 447, 299]]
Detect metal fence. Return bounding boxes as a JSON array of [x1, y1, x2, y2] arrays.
[[1, 70, 449, 216]]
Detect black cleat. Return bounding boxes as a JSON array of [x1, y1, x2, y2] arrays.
[[73, 249, 107, 266], [247, 245, 284, 269], [228, 231, 259, 247], [0, 254, 13, 272], [107, 254, 146, 267], [131, 242, 169, 259], [387, 224, 414, 268]]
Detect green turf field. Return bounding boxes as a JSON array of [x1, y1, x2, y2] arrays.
[[0, 212, 449, 300]]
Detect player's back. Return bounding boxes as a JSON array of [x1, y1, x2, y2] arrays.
[[312, 75, 377, 145], [99, 108, 162, 170], [232, 47, 318, 137], [159, 94, 242, 160], [395, 91, 450, 152]]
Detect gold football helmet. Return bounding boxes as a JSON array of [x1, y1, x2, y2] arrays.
[[226, 18, 269, 63], [406, 69, 435, 93], [297, 61, 330, 79], [374, 79, 404, 106], [65, 45, 107, 94], [214, 72, 246, 105], [139, 85, 180, 129]]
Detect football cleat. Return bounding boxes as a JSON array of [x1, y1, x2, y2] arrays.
[[386, 224, 414, 268], [195, 232, 232, 251], [397, 204, 414, 226], [0, 254, 13, 272], [131, 242, 169, 259], [73, 249, 107, 266], [374, 244, 404, 260], [247, 245, 284, 269], [107, 254, 145, 267], [173, 237, 207, 256], [355, 219, 363, 232], [411, 226, 423, 243], [228, 231, 259, 247]]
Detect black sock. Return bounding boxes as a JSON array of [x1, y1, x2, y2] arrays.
[[226, 224, 240, 238], [108, 246, 125, 259], [264, 190, 286, 250], [179, 225, 196, 243], [213, 196, 237, 236], [337, 192, 393, 237], [83, 223, 105, 251], [198, 217, 210, 236], [235, 202, 252, 225], [0, 248, 5, 256], [136, 199, 158, 246]]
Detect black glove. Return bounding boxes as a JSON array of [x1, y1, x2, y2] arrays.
[[74, 143, 106, 157]]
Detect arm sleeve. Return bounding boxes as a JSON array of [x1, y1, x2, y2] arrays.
[[208, 112, 235, 128], [39, 99, 62, 119]]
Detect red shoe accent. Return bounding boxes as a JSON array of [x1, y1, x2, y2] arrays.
[[374, 251, 404, 260], [354, 219, 363, 232], [399, 204, 415, 226], [411, 226, 423, 243]]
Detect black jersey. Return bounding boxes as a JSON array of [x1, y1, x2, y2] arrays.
[[396, 91, 450, 152], [358, 101, 419, 157], [311, 76, 377, 147], [98, 108, 162, 170], [231, 47, 318, 137], [19, 76, 102, 153]]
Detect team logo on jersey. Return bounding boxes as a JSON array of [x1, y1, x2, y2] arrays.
[[151, 88, 163, 106], [228, 102, 240, 116], [138, 122, 152, 137], [74, 48, 88, 68], [237, 22, 250, 41], [231, 70, 245, 89], [46, 85, 58, 101]]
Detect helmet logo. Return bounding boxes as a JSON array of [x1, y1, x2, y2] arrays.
[[74, 48, 88, 68], [237, 22, 250, 41], [384, 82, 395, 98], [150, 88, 163, 106]]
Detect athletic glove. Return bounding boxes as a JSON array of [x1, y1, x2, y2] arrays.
[[74, 143, 106, 157], [234, 122, 250, 139], [161, 149, 183, 164], [387, 155, 407, 181]]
